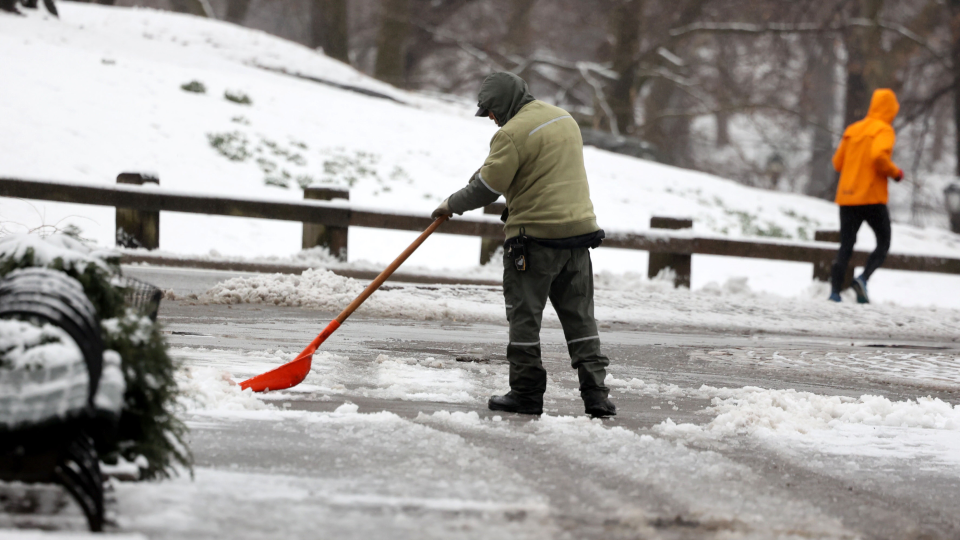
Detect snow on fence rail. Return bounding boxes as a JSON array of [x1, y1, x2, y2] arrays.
[[2, 176, 959, 287]]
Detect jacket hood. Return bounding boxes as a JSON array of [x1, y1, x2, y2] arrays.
[[477, 72, 536, 126], [866, 89, 899, 124]]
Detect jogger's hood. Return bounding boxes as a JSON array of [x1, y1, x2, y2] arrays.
[[477, 72, 536, 126], [865, 89, 899, 125]]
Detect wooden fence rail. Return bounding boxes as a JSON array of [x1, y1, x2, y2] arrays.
[[2, 176, 959, 286]]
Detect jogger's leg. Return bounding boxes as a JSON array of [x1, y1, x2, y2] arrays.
[[860, 205, 891, 281], [831, 206, 864, 294], [547, 248, 609, 399]]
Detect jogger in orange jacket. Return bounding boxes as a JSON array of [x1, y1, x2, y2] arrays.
[[829, 88, 903, 303]]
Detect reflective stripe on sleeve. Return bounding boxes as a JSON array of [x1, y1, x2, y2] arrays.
[[476, 171, 502, 195]]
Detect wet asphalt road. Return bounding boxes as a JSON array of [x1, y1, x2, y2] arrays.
[[114, 265, 960, 539]]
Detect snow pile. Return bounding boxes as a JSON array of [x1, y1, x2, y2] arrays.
[[176, 365, 270, 412], [198, 268, 367, 309], [194, 267, 960, 338], [367, 354, 475, 403], [198, 268, 505, 321], [655, 387, 960, 441], [606, 375, 686, 398], [0, 318, 89, 428], [422, 410, 485, 427], [125, 245, 505, 283], [94, 349, 126, 413], [333, 401, 359, 414], [0, 233, 115, 273]]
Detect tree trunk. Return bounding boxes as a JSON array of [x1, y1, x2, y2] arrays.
[[311, 0, 349, 63], [225, 0, 251, 24], [842, 0, 885, 129], [608, 0, 642, 136], [714, 38, 736, 148], [951, 0, 960, 176], [643, 78, 691, 167], [169, 0, 212, 17], [805, 36, 839, 200], [374, 0, 411, 87], [504, 0, 536, 56]]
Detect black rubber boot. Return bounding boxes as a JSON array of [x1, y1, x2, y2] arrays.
[[488, 392, 542, 415], [583, 392, 616, 418]]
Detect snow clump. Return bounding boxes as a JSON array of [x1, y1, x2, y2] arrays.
[[0, 319, 89, 428], [176, 366, 269, 412], [654, 387, 960, 440]]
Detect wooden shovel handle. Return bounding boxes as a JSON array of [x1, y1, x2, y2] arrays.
[[334, 215, 449, 324]]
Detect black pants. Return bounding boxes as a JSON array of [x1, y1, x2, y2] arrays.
[[831, 204, 891, 294]]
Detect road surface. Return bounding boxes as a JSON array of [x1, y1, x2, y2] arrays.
[[5, 265, 960, 539]]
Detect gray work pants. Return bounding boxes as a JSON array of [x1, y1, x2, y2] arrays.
[[502, 242, 610, 407]]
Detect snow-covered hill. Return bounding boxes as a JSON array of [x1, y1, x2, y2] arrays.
[[2, 4, 960, 308]]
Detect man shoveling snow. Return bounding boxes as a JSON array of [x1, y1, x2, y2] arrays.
[[432, 72, 616, 418]]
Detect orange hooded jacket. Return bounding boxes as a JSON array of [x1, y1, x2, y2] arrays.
[[832, 89, 902, 206]]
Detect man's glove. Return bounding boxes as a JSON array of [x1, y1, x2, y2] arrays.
[[894, 170, 904, 182], [431, 198, 452, 219]]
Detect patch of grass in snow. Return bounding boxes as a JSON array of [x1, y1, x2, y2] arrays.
[[207, 131, 251, 162], [782, 208, 822, 241], [260, 137, 306, 166], [224, 90, 252, 105], [230, 115, 250, 125], [728, 209, 789, 238], [206, 132, 406, 191], [319, 148, 381, 188], [180, 80, 206, 94], [390, 165, 413, 184], [255, 138, 315, 188]]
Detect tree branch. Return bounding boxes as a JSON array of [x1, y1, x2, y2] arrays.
[[669, 18, 947, 65]]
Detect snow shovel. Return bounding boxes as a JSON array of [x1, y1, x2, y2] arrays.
[[239, 215, 450, 393]]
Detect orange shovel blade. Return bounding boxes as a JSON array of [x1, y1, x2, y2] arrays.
[[239, 352, 313, 393], [239, 320, 340, 392]]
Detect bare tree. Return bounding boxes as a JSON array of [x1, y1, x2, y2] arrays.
[[374, 0, 411, 86], [225, 0, 252, 24], [312, 0, 350, 63], [504, 0, 537, 56], [804, 36, 840, 200], [607, 0, 642, 135]]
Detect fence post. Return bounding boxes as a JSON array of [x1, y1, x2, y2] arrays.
[[946, 182, 960, 233], [116, 172, 160, 249], [480, 202, 506, 265], [303, 186, 350, 260], [648, 216, 692, 288], [813, 230, 852, 289]]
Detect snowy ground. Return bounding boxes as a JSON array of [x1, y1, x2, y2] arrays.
[[3, 4, 960, 312], [3, 266, 960, 538], [112, 299, 960, 538]]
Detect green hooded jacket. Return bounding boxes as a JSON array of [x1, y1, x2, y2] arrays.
[[448, 73, 599, 239]]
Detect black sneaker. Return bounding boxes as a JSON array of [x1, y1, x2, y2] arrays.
[[584, 396, 617, 418], [851, 276, 869, 304], [488, 393, 543, 415]]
